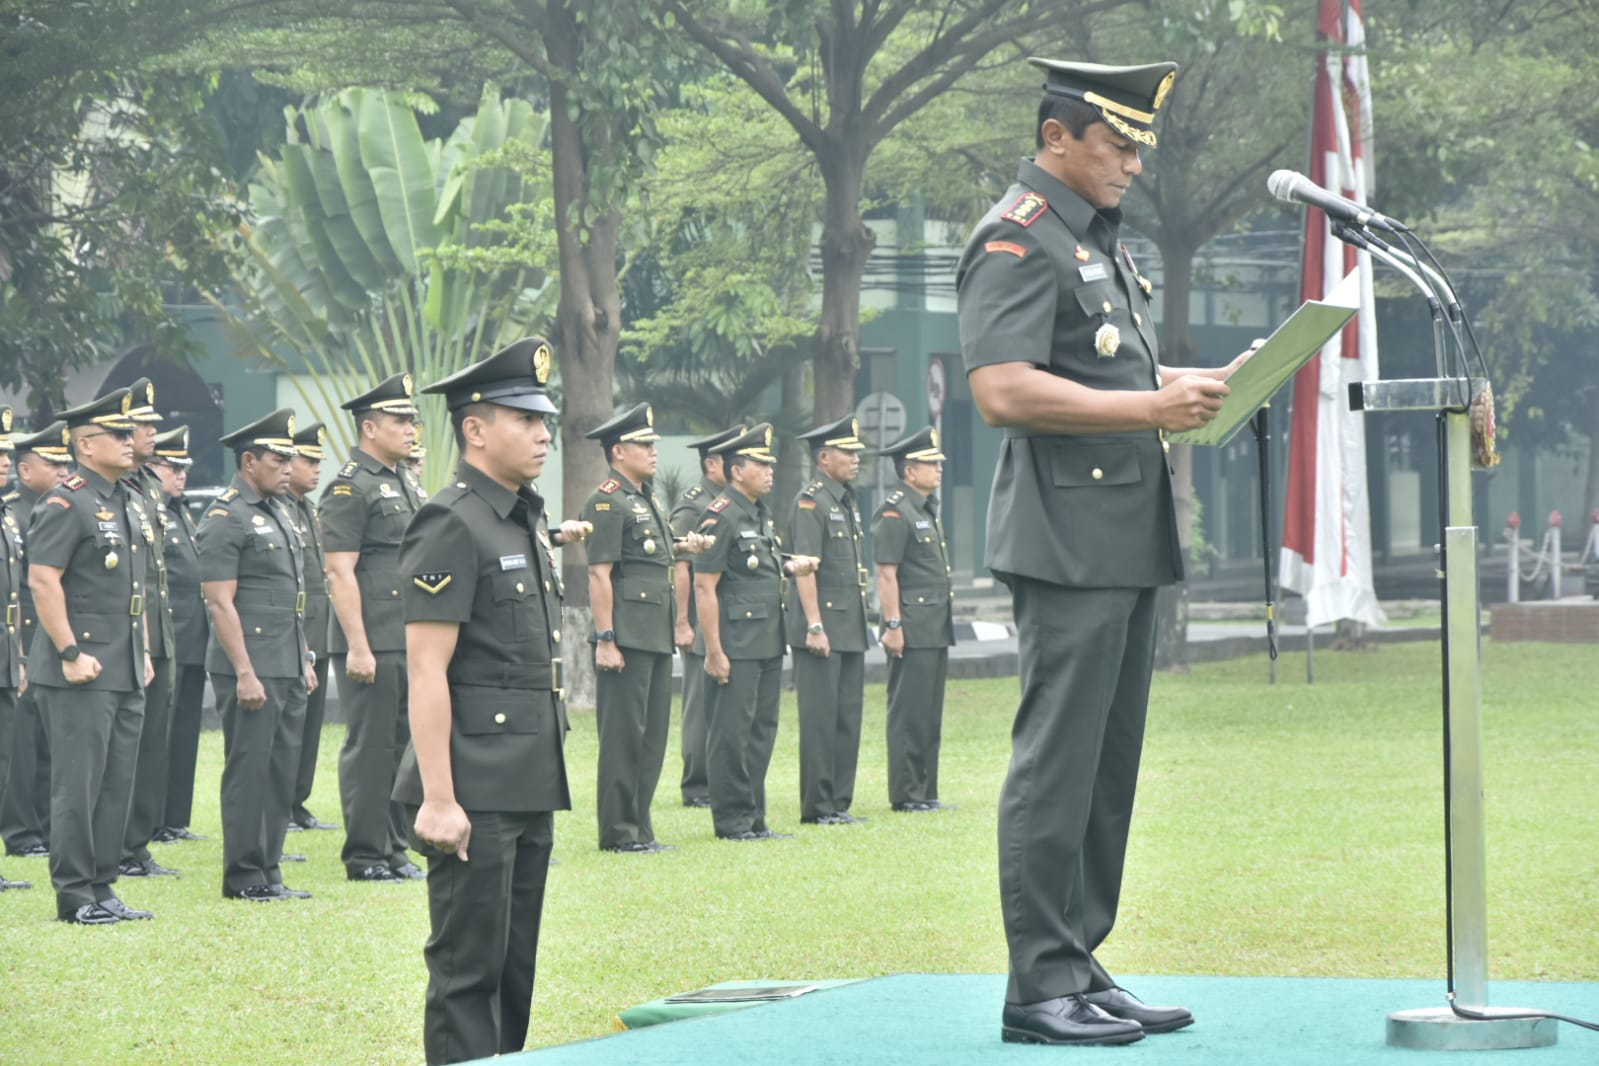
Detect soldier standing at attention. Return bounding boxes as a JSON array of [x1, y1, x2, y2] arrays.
[[286, 422, 338, 833], [668, 425, 742, 809], [581, 403, 711, 852], [29, 388, 155, 924], [0, 408, 31, 891], [198, 409, 316, 902], [394, 338, 587, 1064], [0, 422, 72, 861], [788, 415, 870, 827], [957, 58, 1252, 1044], [692, 424, 816, 842], [149, 427, 209, 845], [321, 373, 426, 883], [119, 378, 181, 880], [872, 427, 956, 814]]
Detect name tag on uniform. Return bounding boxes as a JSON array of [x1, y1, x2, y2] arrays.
[[914, 521, 932, 529], [499, 554, 528, 571], [738, 530, 758, 539], [1078, 262, 1108, 282], [97, 521, 120, 532], [252, 525, 274, 535], [828, 512, 845, 521]]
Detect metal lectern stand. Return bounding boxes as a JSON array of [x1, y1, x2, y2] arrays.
[[1351, 377, 1557, 1051]]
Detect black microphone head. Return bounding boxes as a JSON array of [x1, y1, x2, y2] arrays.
[[1266, 169, 1303, 202]]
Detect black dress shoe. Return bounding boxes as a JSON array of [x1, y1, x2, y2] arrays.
[[923, 800, 958, 811], [150, 826, 180, 844], [348, 864, 406, 882], [601, 841, 654, 853], [834, 812, 868, 824], [292, 812, 339, 831], [646, 841, 678, 852], [60, 902, 121, 925], [118, 858, 181, 878], [271, 885, 313, 899], [165, 826, 206, 842], [682, 796, 712, 808], [1002, 995, 1145, 1046], [225, 884, 289, 902], [1083, 988, 1193, 1034], [892, 801, 933, 812], [0, 872, 33, 890], [717, 830, 763, 842], [8, 842, 49, 858], [800, 814, 843, 825], [391, 860, 427, 880], [753, 829, 794, 840], [280, 853, 307, 862], [99, 897, 154, 920]]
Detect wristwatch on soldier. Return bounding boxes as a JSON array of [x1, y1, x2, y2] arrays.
[[807, 622, 825, 636], [595, 629, 616, 643], [59, 644, 82, 662], [883, 618, 903, 631]]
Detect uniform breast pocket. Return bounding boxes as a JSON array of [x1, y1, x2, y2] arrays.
[[371, 498, 411, 537], [1072, 281, 1120, 321], [726, 601, 769, 624], [453, 686, 540, 737], [1049, 441, 1142, 488], [491, 570, 538, 637]]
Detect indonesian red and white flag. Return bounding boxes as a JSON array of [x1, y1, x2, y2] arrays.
[[1280, 0, 1386, 629]]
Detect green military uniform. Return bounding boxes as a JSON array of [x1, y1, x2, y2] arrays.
[[669, 425, 743, 807], [580, 403, 676, 851], [0, 410, 31, 890], [872, 429, 956, 811], [288, 423, 334, 830], [152, 427, 209, 838], [391, 337, 571, 1064], [28, 390, 151, 923], [956, 59, 1185, 1019], [787, 416, 869, 824], [692, 424, 789, 840], [320, 373, 424, 880], [120, 379, 179, 876], [197, 409, 311, 900], [0, 422, 71, 858]]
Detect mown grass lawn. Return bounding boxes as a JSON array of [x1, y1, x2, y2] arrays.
[[3, 640, 1594, 1064]]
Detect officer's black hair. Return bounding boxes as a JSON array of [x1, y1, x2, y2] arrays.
[[893, 455, 909, 480], [601, 439, 625, 466], [450, 401, 498, 452], [1036, 94, 1100, 149], [699, 452, 723, 478]]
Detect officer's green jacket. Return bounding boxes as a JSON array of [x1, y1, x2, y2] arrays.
[[0, 497, 23, 688], [579, 468, 675, 655], [318, 447, 424, 653], [692, 488, 785, 660], [195, 479, 309, 679], [289, 492, 330, 657], [392, 462, 571, 814], [785, 473, 868, 651], [955, 158, 1182, 589], [132, 466, 174, 659], [163, 493, 208, 668], [24, 467, 148, 691], [872, 482, 955, 649], [670, 476, 720, 656]]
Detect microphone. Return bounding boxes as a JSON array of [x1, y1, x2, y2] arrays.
[[1267, 169, 1405, 232]]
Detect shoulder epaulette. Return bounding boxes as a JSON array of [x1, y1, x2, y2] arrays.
[[2, 490, 17, 503], [339, 460, 359, 478], [598, 478, 620, 494], [707, 496, 730, 514], [219, 488, 239, 502], [1000, 191, 1048, 227], [63, 474, 87, 491], [682, 485, 704, 501], [801, 480, 822, 497], [886, 490, 905, 504]]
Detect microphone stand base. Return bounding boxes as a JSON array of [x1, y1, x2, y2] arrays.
[[1386, 1006, 1559, 1051]]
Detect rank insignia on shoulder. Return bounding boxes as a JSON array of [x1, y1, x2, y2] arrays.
[[206, 507, 230, 518], [64, 474, 87, 491], [2, 490, 18, 502], [882, 510, 901, 519], [984, 240, 1028, 259], [707, 497, 730, 513], [339, 461, 359, 478], [797, 498, 817, 510], [594, 502, 611, 511], [412, 572, 452, 595], [1000, 191, 1048, 227], [598, 479, 620, 494], [219, 488, 239, 501], [684, 485, 703, 499], [886, 490, 905, 503], [332, 485, 353, 497]]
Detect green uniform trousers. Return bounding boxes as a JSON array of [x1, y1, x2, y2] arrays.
[[794, 649, 864, 821], [0, 689, 15, 843], [122, 653, 175, 864], [594, 647, 672, 849], [1, 687, 49, 852], [337, 651, 412, 875], [886, 646, 948, 807], [36, 685, 144, 916], [292, 655, 331, 824], [999, 579, 1157, 1004], [216, 672, 307, 893], [411, 808, 553, 1065], [678, 650, 710, 804], [705, 655, 782, 838], [163, 665, 207, 829]]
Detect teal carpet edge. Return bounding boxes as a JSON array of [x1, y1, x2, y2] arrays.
[[504, 974, 1599, 1065]]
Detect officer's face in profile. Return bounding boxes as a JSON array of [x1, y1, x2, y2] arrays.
[[1044, 119, 1143, 211], [815, 446, 860, 484], [152, 461, 187, 499], [17, 454, 61, 493], [290, 455, 322, 496], [0, 452, 10, 482], [613, 441, 657, 482], [133, 422, 158, 463], [364, 412, 415, 466], [75, 426, 136, 475], [474, 406, 551, 486], [729, 456, 774, 499], [905, 459, 943, 493]]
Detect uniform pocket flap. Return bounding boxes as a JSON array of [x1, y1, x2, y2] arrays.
[[903, 586, 950, 607], [491, 571, 534, 602], [454, 687, 540, 736], [618, 583, 667, 605], [1072, 281, 1119, 318], [727, 601, 770, 622], [71, 611, 123, 645], [1050, 442, 1142, 488]]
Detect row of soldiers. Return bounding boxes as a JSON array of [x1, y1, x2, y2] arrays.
[[577, 406, 957, 850]]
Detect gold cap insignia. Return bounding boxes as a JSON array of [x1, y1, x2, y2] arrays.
[[0, 409, 10, 432], [763, 425, 773, 448], [120, 393, 132, 415], [645, 405, 655, 427], [533, 344, 553, 385], [60, 426, 71, 446], [179, 427, 189, 450], [145, 382, 157, 406], [316, 427, 327, 446], [1153, 70, 1176, 111], [401, 373, 414, 397], [930, 428, 940, 448], [286, 413, 297, 435], [850, 417, 860, 438]]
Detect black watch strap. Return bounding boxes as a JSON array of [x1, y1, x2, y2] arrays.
[[59, 644, 81, 662]]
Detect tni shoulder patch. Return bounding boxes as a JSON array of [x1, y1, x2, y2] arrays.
[[1000, 192, 1048, 227], [412, 572, 452, 595]]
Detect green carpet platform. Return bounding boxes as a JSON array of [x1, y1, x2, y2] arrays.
[[504, 974, 1599, 1065]]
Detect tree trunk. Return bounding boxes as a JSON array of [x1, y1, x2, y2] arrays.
[[813, 148, 874, 422], [1153, 242, 1197, 671], [1585, 370, 1599, 522], [773, 359, 808, 544]]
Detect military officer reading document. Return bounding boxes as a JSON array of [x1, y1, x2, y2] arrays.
[[957, 59, 1255, 1045], [394, 337, 587, 1065]]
